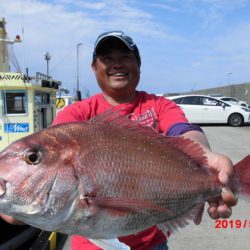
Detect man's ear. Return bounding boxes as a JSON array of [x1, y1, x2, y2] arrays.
[[92, 61, 97, 72]]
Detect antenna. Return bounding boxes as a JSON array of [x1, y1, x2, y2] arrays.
[[76, 43, 83, 100]]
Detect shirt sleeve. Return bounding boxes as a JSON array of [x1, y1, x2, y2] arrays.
[[167, 122, 204, 136], [156, 97, 188, 133], [52, 101, 90, 126]]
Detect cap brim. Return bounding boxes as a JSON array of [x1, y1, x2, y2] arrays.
[[95, 35, 135, 51]]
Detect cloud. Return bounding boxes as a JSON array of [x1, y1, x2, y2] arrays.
[[184, 0, 250, 27], [1, 0, 177, 94], [1, 0, 250, 95]]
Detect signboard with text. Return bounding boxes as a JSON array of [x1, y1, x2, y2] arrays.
[[4, 123, 29, 133]]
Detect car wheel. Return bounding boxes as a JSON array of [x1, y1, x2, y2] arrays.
[[228, 113, 243, 127]]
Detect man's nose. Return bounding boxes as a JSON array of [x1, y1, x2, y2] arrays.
[[112, 57, 124, 67]]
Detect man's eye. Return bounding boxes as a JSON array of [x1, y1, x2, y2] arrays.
[[123, 55, 133, 61], [101, 56, 112, 62]]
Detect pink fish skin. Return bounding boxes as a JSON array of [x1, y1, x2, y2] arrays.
[[0, 111, 249, 239]]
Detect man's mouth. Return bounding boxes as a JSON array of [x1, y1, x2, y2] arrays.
[[109, 72, 128, 77]]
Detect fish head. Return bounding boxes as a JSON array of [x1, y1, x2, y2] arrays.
[[0, 128, 79, 225]]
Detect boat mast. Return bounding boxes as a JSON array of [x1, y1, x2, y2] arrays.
[[0, 17, 21, 73], [0, 17, 9, 72]]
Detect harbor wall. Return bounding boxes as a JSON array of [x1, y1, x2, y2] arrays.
[[182, 82, 250, 103]]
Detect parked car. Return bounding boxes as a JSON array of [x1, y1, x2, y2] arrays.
[[167, 94, 250, 127], [217, 96, 249, 108]]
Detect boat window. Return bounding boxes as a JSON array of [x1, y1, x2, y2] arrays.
[[35, 92, 50, 105], [2, 90, 27, 114]]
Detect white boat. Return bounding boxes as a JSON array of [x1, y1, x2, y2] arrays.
[[0, 17, 60, 151]]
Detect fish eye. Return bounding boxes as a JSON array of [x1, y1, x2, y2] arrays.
[[23, 149, 42, 165]]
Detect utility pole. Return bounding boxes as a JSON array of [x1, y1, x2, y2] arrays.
[[227, 72, 232, 85], [44, 52, 51, 76], [76, 43, 83, 100]]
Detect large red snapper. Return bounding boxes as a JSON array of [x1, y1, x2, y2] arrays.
[[0, 111, 250, 241]]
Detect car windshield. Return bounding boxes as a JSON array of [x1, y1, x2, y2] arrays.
[[222, 97, 238, 102]]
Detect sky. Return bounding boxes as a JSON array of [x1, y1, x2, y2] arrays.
[[1, 0, 250, 96]]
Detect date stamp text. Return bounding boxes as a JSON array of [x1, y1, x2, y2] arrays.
[[215, 219, 250, 229]]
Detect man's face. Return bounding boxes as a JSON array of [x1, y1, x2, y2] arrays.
[[92, 48, 140, 98]]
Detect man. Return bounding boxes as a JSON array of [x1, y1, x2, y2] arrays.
[[52, 31, 236, 250], [1, 31, 237, 249]]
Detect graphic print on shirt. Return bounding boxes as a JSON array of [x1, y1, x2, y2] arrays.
[[131, 107, 159, 129]]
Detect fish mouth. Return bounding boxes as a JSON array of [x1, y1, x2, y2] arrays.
[[0, 178, 6, 197]]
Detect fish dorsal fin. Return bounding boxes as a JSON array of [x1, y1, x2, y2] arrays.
[[90, 109, 208, 167], [162, 137, 208, 167], [89, 108, 163, 138]]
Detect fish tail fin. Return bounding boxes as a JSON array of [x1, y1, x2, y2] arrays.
[[234, 155, 250, 197]]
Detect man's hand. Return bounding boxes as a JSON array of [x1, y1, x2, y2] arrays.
[[0, 213, 24, 225], [182, 130, 238, 223], [205, 151, 237, 219]]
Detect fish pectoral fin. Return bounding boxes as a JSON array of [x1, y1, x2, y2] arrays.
[[193, 203, 205, 225], [88, 197, 175, 217], [157, 202, 205, 236], [88, 238, 130, 250]]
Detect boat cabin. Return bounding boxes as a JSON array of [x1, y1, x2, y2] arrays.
[[0, 17, 59, 151]]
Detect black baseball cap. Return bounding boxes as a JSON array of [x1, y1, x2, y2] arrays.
[[93, 31, 141, 65]]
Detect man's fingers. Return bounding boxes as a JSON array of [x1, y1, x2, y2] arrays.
[[221, 187, 238, 207], [207, 202, 219, 219], [207, 200, 232, 220], [218, 171, 229, 185], [0, 214, 24, 225], [217, 201, 232, 218]]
